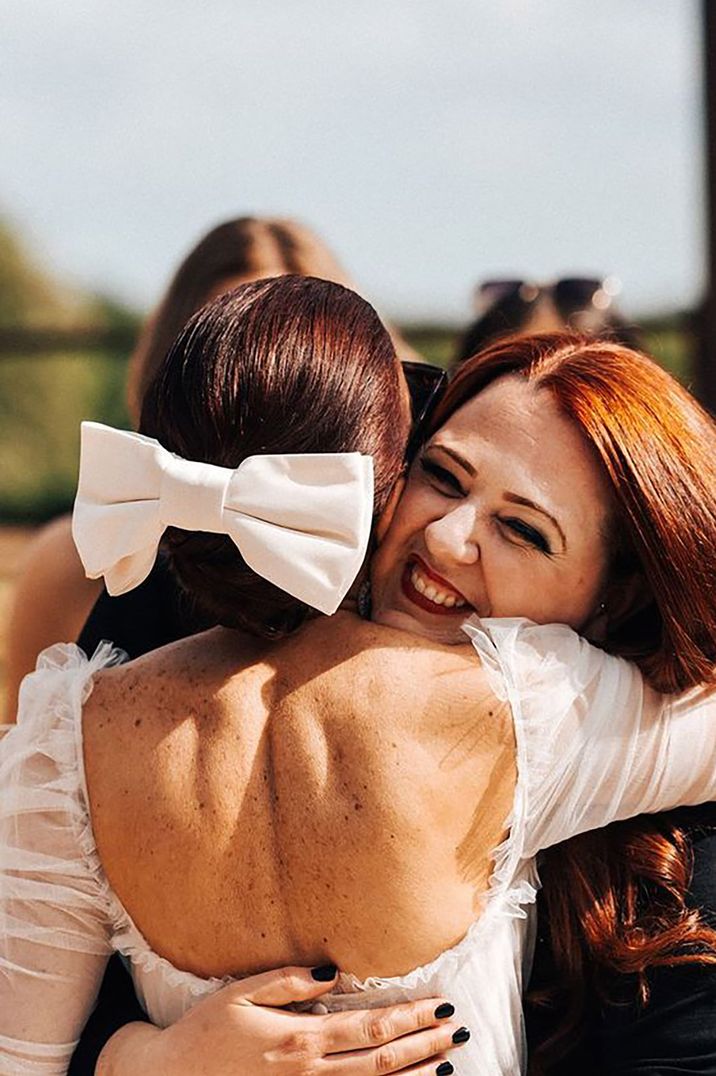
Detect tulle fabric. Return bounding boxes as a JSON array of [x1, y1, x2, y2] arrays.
[[0, 644, 122, 1073], [1, 619, 716, 1073]]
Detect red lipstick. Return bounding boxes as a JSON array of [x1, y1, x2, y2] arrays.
[[400, 556, 470, 617]]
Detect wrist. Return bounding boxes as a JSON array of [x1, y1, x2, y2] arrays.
[[96, 1022, 164, 1076]]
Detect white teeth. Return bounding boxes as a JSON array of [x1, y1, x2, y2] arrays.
[[409, 564, 465, 610]]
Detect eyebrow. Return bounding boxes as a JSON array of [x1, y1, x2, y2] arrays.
[[503, 493, 567, 552], [431, 443, 477, 476], [430, 442, 567, 552]]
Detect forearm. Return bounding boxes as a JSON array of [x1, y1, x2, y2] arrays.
[[67, 955, 148, 1076], [96, 1024, 162, 1076]]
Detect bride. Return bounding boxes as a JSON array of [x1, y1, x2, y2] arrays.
[[1, 277, 716, 1075]]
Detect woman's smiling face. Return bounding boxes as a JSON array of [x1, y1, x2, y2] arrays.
[[370, 374, 615, 643]]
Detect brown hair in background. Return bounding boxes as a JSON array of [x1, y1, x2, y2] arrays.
[[127, 217, 353, 421]]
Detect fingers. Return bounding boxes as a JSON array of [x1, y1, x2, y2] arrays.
[[323, 1013, 469, 1074], [390, 1061, 454, 1076], [321, 998, 456, 1056], [219, 969, 469, 1076], [229, 964, 339, 1008]]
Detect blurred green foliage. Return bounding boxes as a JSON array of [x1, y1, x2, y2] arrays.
[[0, 350, 131, 522], [641, 325, 696, 387], [402, 326, 458, 369], [0, 221, 59, 328], [0, 213, 139, 522]]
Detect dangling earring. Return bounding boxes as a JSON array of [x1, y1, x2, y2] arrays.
[[357, 579, 372, 620], [583, 599, 608, 644]]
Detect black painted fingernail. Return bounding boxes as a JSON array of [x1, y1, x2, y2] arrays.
[[311, 963, 338, 981], [434, 1003, 455, 1019], [436, 1064, 454, 1076], [452, 1026, 470, 1044]]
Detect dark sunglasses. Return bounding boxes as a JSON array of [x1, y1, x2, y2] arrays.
[[401, 360, 447, 463], [475, 277, 621, 319]]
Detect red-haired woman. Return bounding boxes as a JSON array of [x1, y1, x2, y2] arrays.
[[398, 333, 716, 1072], [2, 326, 716, 1076], [451, 289, 714, 1071]]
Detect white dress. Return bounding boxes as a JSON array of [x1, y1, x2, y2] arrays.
[[1, 617, 716, 1075]]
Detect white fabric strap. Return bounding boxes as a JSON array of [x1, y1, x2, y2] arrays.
[[72, 422, 374, 615]]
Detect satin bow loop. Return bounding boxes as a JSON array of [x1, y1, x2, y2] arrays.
[[72, 422, 374, 615]]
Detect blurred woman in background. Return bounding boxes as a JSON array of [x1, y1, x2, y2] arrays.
[[124, 217, 354, 421], [453, 276, 639, 367]]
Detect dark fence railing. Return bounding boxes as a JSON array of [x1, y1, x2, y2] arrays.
[[0, 327, 137, 357]]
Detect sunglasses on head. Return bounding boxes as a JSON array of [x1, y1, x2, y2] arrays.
[[401, 360, 447, 463], [475, 277, 621, 319]]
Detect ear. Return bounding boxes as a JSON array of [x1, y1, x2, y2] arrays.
[[582, 569, 652, 643], [375, 473, 406, 544]]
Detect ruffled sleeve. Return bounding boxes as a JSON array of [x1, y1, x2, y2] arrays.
[[0, 643, 124, 1075], [463, 617, 716, 860]]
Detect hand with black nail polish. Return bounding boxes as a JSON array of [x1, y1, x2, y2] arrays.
[[97, 971, 468, 1076]]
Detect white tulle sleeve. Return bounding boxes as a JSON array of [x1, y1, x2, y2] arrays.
[[0, 643, 124, 1075], [464, 617, 716, 858]]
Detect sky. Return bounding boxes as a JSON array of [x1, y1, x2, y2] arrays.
[[1, 0, 704, 323]]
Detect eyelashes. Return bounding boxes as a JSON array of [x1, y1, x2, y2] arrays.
[[419, 456, 465, 496], [500, 518, 552, 555], [419, 453, 553, 555]]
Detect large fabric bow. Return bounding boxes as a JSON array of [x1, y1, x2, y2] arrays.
[[72, 422, 374, 615]]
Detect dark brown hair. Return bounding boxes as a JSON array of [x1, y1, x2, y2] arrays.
[[127, 217, 352, 421], [140, 275, 409, 638], [430, 332, 716, 1069]]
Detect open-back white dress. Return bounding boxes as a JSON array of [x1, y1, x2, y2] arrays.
[[1, 616, 715, 1074]]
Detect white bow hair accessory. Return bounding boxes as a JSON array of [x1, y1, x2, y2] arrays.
[[72, 422, 374, 615]]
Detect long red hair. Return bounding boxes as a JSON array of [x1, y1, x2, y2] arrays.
[[429, 333, 716, 1067]]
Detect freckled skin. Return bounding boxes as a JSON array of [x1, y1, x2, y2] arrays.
[[84, 614, 514, 981]]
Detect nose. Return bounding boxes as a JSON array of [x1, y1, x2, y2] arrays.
[[424, 504, 480, 567]]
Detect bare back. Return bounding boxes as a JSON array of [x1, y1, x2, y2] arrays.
[[84, 612, 515, 981]]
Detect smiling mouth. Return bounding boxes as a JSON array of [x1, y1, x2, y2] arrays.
[[400, 556, 471, 616]]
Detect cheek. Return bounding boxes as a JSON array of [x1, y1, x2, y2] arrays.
[[371, 486, 434, 590], [370, 502, 411, 591], [571, 532, 611, 604], [480, 544, 605, 626], [380, 482, 432, 552], [542, 559, 606, 627]]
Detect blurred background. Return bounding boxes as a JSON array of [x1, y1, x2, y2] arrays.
[[0, 0, 708, 690]]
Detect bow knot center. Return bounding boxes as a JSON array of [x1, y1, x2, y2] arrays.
[[159, 454, 234, 534]]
